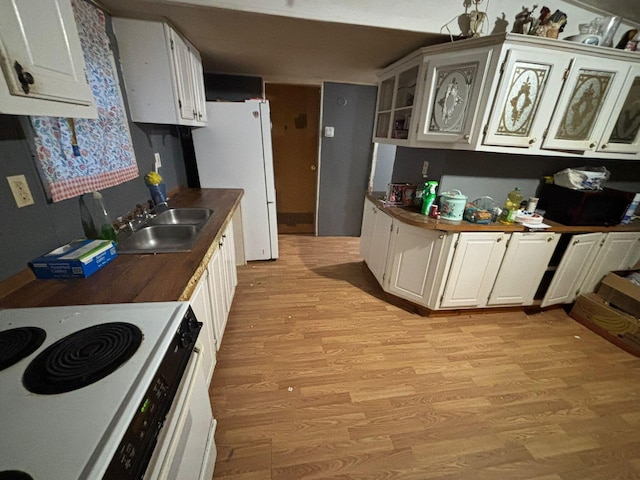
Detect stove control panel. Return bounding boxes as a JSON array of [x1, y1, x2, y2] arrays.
[[103, 307, 202, 480]]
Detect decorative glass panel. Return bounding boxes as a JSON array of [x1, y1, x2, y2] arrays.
[[396, 65, 419, 109], [609, 76, 640, 144], [556, 69, 614, 141], [429, 62, 478, 134], [376, 112, 391, 138], [496, 63, 550, 137]]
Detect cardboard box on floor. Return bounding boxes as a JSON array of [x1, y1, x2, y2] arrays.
[[597, 270, 640, 319], [570, 293, 640, 356]]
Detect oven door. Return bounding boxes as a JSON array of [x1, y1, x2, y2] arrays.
[[144, 343, 217, 480]]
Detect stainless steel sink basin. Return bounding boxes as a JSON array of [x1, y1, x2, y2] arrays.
[[150, 208, 213, 226], [117, 225, 199, 254]]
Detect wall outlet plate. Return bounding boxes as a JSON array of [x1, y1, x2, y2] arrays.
[[422, 160, 429, 176], [7, 174, 35, 208]]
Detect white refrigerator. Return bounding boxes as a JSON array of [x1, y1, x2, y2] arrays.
[[192, 100, 278, 260]]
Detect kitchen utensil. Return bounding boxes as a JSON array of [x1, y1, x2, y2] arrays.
[[439, 189, 467, 221]]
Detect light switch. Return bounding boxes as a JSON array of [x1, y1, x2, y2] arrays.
[[324, 126, 335, 138], [154, 152, 162, 169]]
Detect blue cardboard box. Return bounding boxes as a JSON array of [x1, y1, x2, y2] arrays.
[[30, 239, 117, 279]]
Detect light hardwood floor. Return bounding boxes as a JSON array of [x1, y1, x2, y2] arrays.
[[210, 235, 640, 479]]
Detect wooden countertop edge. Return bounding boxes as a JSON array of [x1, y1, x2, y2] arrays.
[[366, 194, 640, 233], [0, 188, 244, 308]]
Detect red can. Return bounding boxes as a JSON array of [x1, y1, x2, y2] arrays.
[[429, 205, 438, 218]]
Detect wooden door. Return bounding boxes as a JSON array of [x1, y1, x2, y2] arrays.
[[265, 83, 320, 234]]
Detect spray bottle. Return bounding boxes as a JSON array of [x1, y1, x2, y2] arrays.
[[421, 181, 439, 215]]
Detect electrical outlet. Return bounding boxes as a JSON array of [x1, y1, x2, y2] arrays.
[[422, 160, 429, 177], [7, 174, 35, 208], [154, 152, 162, 170]]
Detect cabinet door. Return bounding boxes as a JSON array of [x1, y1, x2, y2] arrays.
[[386, 223, 446, 307], [0, 0, 93, 105], [416, 49, 491, 144], [598, 65, 640, 154], [580, 232, 640, 294], [359, 198, 376, 261], [168, 26, 196, 122], [441, 232, 507, 308], [189, 271, 216, 384], [190, 47, 207, 123], [543, 57, 629, 152], [488, 232, 559, 306], [373, 76, 395, 139], [369, 208, 393, 286], [207, 247, 227, 350], [541, 232, 603, 307], [221, 221, 237, 315], [483, 47, 570, 148]]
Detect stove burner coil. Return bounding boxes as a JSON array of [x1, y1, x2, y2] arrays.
[[0, 327, 46, 372], [22, 322, 143, 395], [0, 471, 34, 480]]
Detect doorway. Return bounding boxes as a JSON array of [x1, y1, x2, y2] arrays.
[[265, 83, 321, 234]]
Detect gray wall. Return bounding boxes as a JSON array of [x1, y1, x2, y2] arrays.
[[317, 82, 377, 236], [391, 148, 640, 203], [0, 7, 187, 281]]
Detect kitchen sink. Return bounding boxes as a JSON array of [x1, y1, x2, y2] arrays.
[[150, 208, 213, 227], [116, 208, 214, 254]]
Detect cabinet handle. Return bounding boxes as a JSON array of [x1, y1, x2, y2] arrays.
[[14, 61, 34, 94], [438, 234, 444, 239], [589, 142, 596, 149], [547, 236, 554, 242], [497, 237, 503, 242], [463, 134, 470, 140], [528, 138, 537, 145], [601, 144, 607, 150]]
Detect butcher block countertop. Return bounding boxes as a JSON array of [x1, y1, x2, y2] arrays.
[[367, 194, 640, 234], [0, 188, 243, 309]]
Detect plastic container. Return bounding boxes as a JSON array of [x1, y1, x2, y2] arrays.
[[498, 187, 523, 224], [420, 181, 439, 215], [439, 189, 467, 221], [79, 192, 116, 241]]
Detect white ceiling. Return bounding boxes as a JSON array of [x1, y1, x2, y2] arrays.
[[99, 0, 639, 85]]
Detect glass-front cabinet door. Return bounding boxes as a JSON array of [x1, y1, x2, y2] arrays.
[[416, 49, 491, 144], [373, 62, 421, 144], [598, 65, 640, 154], [542, 57, 629, 152], [483, 47, 571, 148]]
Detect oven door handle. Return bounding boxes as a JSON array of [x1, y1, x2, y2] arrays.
[[156, 343, 204, 479]]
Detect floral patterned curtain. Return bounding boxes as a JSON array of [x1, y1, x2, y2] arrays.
[[30, 0, 138, 202]]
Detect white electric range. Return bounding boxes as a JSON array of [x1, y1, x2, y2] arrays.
[[0, 302, 216, 480]]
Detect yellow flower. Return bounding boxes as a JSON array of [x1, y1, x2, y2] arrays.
[[145, 171, 163, 186]]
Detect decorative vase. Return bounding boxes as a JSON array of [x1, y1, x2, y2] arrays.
[[148, 182, 167, 206]]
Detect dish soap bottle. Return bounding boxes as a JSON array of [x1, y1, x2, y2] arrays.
[[421, 181, 439, 215], [79, 192, 117, 241], [498, 187, 523, 224]]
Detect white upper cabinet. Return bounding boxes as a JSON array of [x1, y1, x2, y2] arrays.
[[598, 65, 640, 154], [416, 48, 492, 145], [542, 56, 629, 152], [0, 0, 96, 117], [376, 33, 640, 158], [373, 59, 423, 145], [483, 46, 570, 149], [112, 18, 207, 126]]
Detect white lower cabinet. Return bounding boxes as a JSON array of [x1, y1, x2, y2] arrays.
[[386, 222, 453, 308], [207, 221, 238, 351], [360, 198, 393, 285], [540, 232, 603, 307], [440, 232, 508, 308], [189, 271, 216, 385], [579, 232, 640, 294], [488, 232, 559, 306]]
